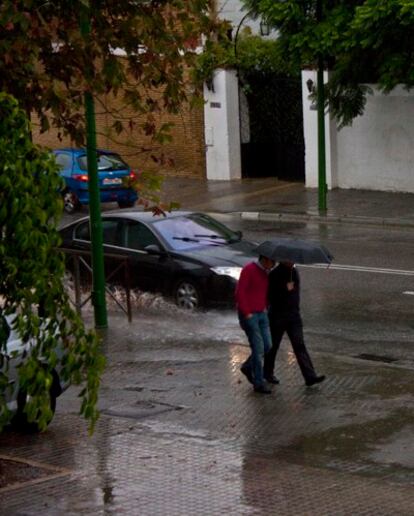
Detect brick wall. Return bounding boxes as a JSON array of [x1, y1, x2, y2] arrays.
[[32, 88, 206, 179]]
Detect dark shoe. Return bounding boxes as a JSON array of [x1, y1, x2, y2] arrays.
[[306, 375, 326, 387], [240, 365, 254, 385], [265, 375, 280, 385], [254, 384, 272, 394]]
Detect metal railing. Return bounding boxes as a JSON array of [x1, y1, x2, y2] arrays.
[[60, 248, 132, 322]]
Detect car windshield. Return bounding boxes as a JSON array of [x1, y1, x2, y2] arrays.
[[78, 153, 128, 172], [152, 213, 240, 250]]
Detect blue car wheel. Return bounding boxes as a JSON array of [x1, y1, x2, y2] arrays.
[[63, 190, 81, 214]]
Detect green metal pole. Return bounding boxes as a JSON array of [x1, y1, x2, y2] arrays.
[[80, 8, 108, 328], [316, 0, 327, 213], [317, 57, 327, 213]]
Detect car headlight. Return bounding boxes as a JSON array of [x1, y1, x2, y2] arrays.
[[211, 266, 242, 281]]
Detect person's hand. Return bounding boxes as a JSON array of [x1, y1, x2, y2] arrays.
[[287, 282, 294, 291], [246, 313, 253, 319]]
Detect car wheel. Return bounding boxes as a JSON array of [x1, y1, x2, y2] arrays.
[[118, 200, 135, 209], [63, 190, 81, 214], [174, 279, 203, 310]]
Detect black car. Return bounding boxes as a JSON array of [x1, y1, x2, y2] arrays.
[[59, 211, 258, 309]]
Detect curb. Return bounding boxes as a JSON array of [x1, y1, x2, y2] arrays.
[[237, 211, 414, 228]]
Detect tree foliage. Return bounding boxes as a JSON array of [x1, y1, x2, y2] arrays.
[[0, 0, 219, 145], [0, 93, 105, 432], [194, 30, 300, 89], [242, 0, 414, 126]]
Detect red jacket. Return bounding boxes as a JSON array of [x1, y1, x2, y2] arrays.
[[235, 261, 269, 317]]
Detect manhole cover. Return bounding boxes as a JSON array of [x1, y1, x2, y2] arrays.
[[355, 353, 398, 363], [0, 455, 70, 492], [102, 400, 185, 420]]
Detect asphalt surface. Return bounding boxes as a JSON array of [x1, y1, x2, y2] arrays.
[[2, 178, 414, 515]]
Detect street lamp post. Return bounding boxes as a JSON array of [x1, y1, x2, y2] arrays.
[[234, 11, 270, 61]]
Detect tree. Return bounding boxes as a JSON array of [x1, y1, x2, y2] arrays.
[[242, 0, 414, 127], [0, 2, 223, 431], [0, 93, 105, 432], [0, 0, 219, 146]]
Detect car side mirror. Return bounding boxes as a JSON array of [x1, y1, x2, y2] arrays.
[[144, 244, 164, 255]]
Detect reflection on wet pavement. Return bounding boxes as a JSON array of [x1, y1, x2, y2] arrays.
[[1, 303, 414, 514]]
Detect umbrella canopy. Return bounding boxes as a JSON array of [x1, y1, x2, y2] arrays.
[[255, 238, 333, 264]]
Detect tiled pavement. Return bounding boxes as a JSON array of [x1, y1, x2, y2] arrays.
[[1, 311, 414, 515], [3, 178, 414, 514]]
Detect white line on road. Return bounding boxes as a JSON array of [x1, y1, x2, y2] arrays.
[[301, 263, 414, 276]]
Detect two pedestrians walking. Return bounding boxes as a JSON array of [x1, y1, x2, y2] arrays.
[[237, 258, 325, 392]]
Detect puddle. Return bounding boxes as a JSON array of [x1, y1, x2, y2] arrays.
[[370, 426, 414, 468], [283, 407, 414, 477]]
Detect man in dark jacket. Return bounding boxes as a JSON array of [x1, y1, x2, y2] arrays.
[[264, 261, 325, 387]]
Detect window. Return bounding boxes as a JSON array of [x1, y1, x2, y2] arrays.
[[102, 220, 123, 246], [73, 219, 122, 246], [125, 221, 159, 251], [78, 153, 128, 172], [74, 221, 91, 241], [153, 214, 237, 250], [55, 153, 72, 171]]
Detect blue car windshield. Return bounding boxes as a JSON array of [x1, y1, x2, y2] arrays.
[[78, 153, 128, 171], [152, 214, 240, 250]]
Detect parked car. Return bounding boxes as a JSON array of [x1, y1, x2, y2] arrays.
[[1, 314, 70, 432], [53, 148, 139, 214], [59, 211, 258, 309]]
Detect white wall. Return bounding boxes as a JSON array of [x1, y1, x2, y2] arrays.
[[204, 69, 242, 180], [302, 70, 337, 189], [336, 87, 414, 192], [302, 71, 414, 193]]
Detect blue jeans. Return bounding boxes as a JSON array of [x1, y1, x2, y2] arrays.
[[239, 311, 272, 387]]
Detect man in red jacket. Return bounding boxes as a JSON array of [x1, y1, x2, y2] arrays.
[[235, 255, 275, 394]]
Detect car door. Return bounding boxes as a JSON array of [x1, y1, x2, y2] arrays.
[[100, 218, 127, 284], [70, 218, 124, 285], [120, 219, 174, 293]]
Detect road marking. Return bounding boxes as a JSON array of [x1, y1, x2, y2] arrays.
[[403, 291, 414, 295], [301, 263, 414, 276]]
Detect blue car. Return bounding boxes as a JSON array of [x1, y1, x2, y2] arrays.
[[53, 148, 139, 214]]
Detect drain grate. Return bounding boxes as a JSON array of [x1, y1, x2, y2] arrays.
[[355, 353, 398, 363]]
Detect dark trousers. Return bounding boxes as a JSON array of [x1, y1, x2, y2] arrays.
[[264, 315, 317, 382]]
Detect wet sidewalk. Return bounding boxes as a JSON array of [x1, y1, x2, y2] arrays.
[[2, 178, 414, 514], [1, 308, 414, 515], [161, 177, 414, 227]]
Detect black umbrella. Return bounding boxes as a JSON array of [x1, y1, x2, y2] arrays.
[[255, 238, 333, 264]]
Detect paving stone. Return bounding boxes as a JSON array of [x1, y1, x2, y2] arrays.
[[1, 319, 414, 514]]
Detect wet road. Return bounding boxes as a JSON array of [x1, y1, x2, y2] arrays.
[[61, 207, 414, 367], [232, 216, 414, 367], [2, 212, 414, 514]]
